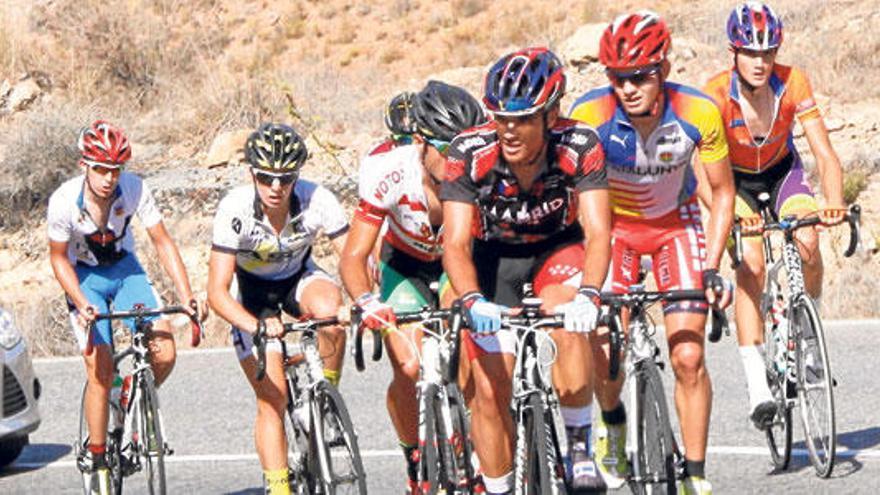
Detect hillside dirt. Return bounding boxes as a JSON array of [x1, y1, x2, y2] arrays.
[[0, 0, 877, 355]]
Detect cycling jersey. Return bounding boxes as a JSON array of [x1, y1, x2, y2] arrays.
[[211, 181, 349, 281], [569, 83, 729, 219], [703, 64, 820, 175], [367, 137, 407, 156], [47, 172, 163, 266], [355, 144, 441, 262], [441, 119, 607, 243]]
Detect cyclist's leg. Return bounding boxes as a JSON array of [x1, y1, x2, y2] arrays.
[[112, 255, 175, 385], [775, 153, 822, 300], [70, 266, 114, 461], [233, 272, 294, 487], [292, 261, 346, 385], [654, 205, 711, 480]]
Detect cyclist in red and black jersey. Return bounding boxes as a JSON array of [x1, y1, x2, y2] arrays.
[[441, 47, 612, 494]]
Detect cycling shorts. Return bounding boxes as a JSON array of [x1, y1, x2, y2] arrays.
[[67, 252, 161, 350], [465, 225, 585, 359], [378, 243, 450, 312], [610, 201, 708, 314], [231, 258, 336, 361], [734, 151, 818, 222]]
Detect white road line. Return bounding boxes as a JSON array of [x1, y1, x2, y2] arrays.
[[12, 446, 880, 470]]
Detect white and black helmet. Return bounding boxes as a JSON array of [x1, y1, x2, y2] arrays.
[[244, 123, 308, 172], [411, 81, 486, 142]]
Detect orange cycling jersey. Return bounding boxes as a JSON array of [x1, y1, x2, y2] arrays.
[[703, 64, 821, 175]]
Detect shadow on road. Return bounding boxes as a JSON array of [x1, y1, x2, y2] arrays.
[[781, 427, 880, 477], [0, 443, 72, 477], [224, 489, 265, 495]]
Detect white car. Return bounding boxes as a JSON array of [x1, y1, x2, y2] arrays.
[[0, 307, 41, 468]]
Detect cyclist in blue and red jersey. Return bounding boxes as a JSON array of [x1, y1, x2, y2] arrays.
[[442, 47, 613, 494], [570, 11, 735, 494]]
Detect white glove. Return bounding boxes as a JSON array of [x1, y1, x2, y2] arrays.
[[556, 286, 600, 334]]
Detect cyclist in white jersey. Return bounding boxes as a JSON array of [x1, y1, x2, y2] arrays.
[[47, 120, 202, 485], [340, 80, 486, 492], [207, 123, 349, 495]]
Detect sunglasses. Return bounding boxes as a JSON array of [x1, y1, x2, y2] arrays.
[[607, 64, 662, 86], [87, 163, 123, 175], [426, 138, 450, 155], [254, 170, 298, 186]]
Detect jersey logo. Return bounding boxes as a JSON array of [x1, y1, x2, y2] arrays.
[[398, 194, 427, 212], [610, 134, 629, 148], [446, 158, 465, 182], [231, 217, 242, 234]]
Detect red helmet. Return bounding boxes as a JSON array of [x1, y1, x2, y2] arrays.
[[599, 11, 671, 70], [78, 120, 131, 168]]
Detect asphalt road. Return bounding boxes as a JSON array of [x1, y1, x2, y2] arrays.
[[3, 320, 880, 494]]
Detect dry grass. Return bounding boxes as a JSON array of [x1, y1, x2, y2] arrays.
[[7, 295, 78, 357]]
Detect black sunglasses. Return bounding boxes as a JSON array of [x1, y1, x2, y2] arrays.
[[254, 170, 298, 186], [607, 64, 662, 86]]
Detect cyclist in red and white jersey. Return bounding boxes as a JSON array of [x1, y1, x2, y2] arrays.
[[442, 47, 612, 494], [207, 123, 349, 495], [367, 91, 417, 157], [340, 80, 486, 492], [47, 120, 202, 485], [570, 12, 734, 494], [699, 2, 847, 431]]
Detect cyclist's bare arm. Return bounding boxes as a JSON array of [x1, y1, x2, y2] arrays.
[[577, 188, 612, 289], [146, 221, 198, 312], [802, 118, 845, 212], [691, 155, 713, 208], [207, 248, 259, 334], [48, 240, 94, 319], [340, 218, 381, 300], [441, 200, 480, 296], [700, 156, 735, 271]]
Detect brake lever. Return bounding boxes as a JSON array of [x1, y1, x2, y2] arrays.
[[844, 204, 861, 258]]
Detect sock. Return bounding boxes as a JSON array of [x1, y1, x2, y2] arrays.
[[560, 405, 591, 428], [264, 468, 291, 495], [685, 459, 705, 478], [482, 471, 513, 494], [601, 402, 627, 426], [323, 368, 341, 387], [88, 443, 106, 455], [87, 442, 106, 468], [739, 345, 773, 409], [400, 442, 419, 482]]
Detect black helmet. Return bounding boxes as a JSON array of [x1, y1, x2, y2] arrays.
[[384, 91, 416, 137], [244, 123, 308, 172], [411, 81, 486, 142]]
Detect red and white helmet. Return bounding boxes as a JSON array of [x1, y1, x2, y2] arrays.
[[599, 11, 672, 70], [78, 120, 131, 168]]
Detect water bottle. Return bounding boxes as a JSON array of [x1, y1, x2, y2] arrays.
[[109, 374, 124, 430]]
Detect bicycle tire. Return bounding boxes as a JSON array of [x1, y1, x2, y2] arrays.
[[77, 381, 125, 495], [518, 393, 564, 495], [138, 369, 166, 495], [630, 360, 677, 495], [312, 382, 368, 494], [447, 384, 477, 493], [792, 295, 836, 478], [608, 310, 624, 381], [417, 383, 441, 495], [284, 374, 313, 495], [762, 317, 792, 471]]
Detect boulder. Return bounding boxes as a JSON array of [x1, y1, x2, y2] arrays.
[[7, 77, 41, 112], [559, 23, 606, 68], [204, 129, 251, 167]]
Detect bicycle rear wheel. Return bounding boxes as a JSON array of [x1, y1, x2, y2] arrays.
[[630, 360, 677, 495], [136, 369, 166, 495], [312, 382, 367, 494], [77, 381, 125, 495], [792, 296, 836, 478], [762, 319, 792, 471]]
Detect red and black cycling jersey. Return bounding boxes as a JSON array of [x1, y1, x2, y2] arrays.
[[440, 118, 607, 244]]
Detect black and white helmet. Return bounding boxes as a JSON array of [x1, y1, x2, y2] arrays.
[[384, 91, 417, 137], [411, 81, 486, 142], [244, 123, 308, 172]]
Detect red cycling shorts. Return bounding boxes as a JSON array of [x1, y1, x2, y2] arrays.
[[610, 201, 708, 314]]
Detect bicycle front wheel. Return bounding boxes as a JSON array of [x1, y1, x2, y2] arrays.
[[447, 384, 477, 493], [762, 318, 792, 471], [630, 360, 677, 495], [312, 382, 367, 494], [516, 393, 565, 495], [792, 296, 836, 478], [137, 370, 166, 495]]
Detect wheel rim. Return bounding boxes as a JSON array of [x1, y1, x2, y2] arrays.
[[763, 320, 792, 471], [315, 385, 367, 494]]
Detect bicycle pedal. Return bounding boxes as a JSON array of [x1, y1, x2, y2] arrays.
[[164, 444, 174, 456], [832, 377, 838, 387]]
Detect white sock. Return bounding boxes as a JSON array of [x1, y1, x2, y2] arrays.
[[739, 345, 773, 409], [482, 471, 513, 494], [561, 405, 592, 428]]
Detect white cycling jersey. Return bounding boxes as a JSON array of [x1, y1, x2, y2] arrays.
[[47, 172, 162, 266], [355, 144, 440, 262], [211, 180, 349, 280]]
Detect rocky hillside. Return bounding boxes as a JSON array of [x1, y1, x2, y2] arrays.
[[0, 0, 877, 355]]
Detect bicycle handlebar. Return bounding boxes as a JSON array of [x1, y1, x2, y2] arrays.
[[253, 317, 340, 381], [84, 302, 203, 356], [732, 205, 861, 267], [599, 289, 728, 343]]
